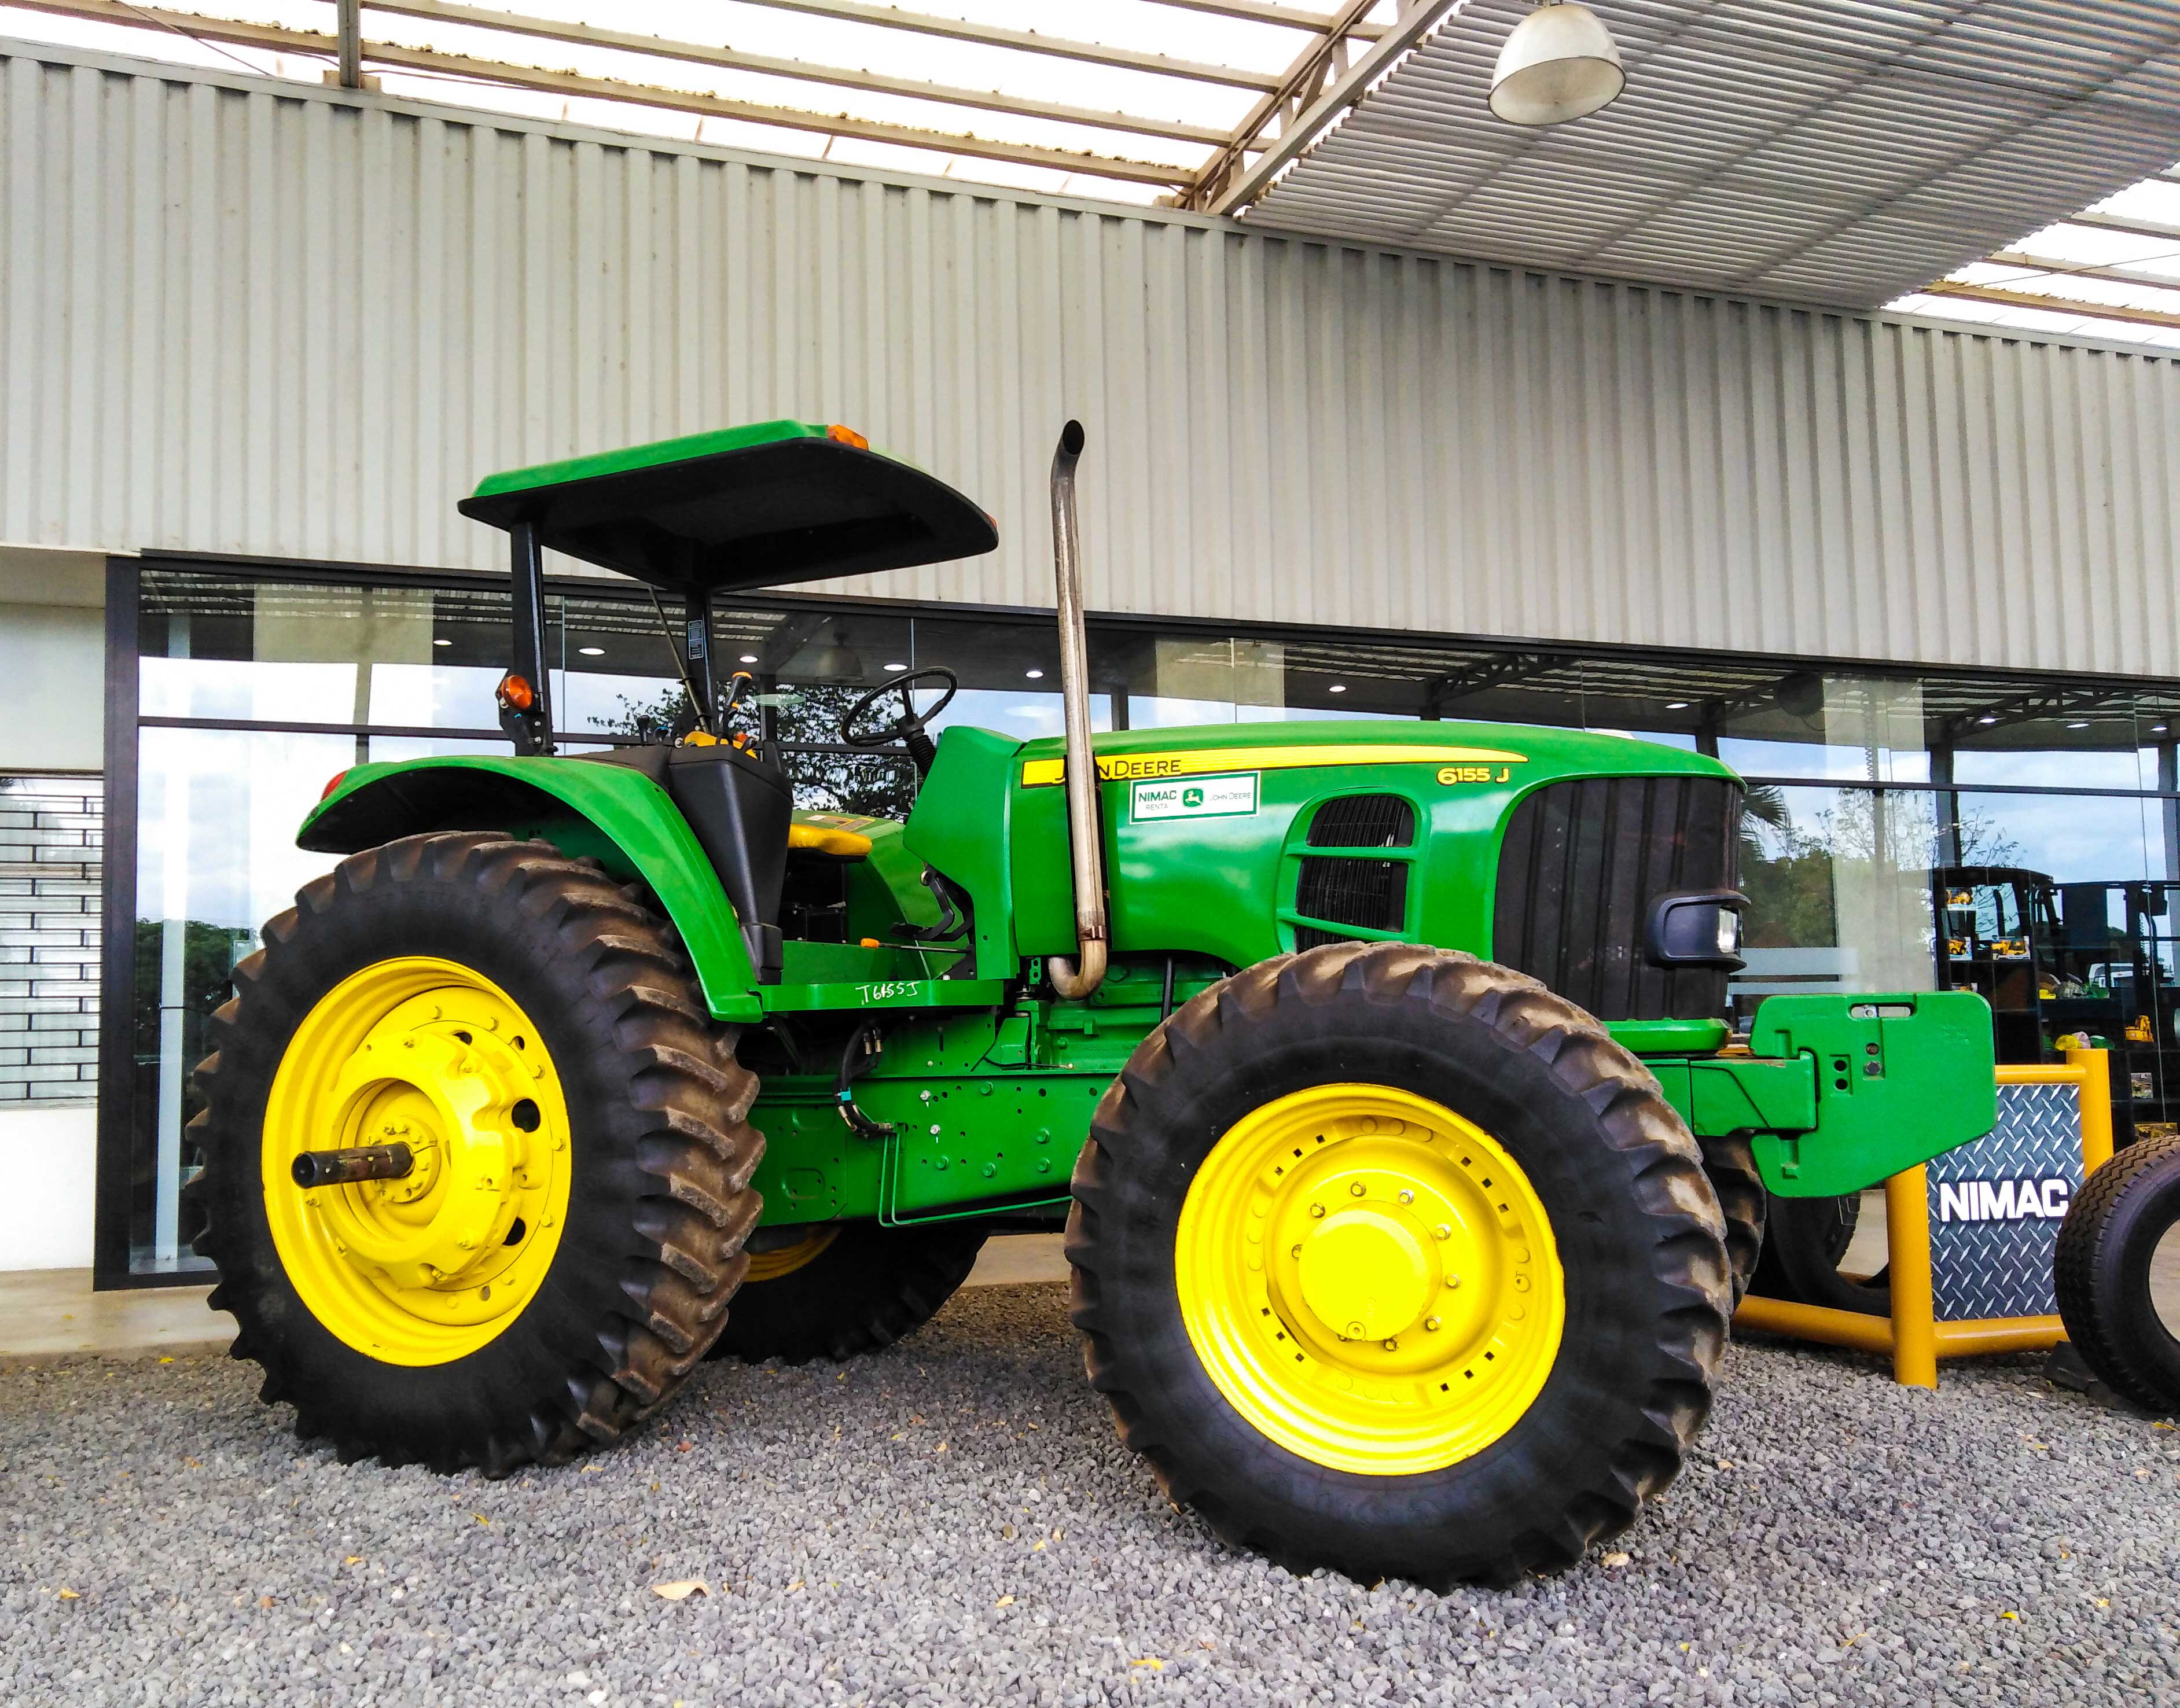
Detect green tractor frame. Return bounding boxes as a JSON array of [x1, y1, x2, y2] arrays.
[[189, 418, 1997, 1586]]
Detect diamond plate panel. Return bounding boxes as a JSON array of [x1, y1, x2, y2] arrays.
[[1927, 1084, 2082, 1322]]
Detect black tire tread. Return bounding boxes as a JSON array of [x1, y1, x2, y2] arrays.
[[1696, 1131, 1766, 1310], [709, 1222, 988, 1365], [189, 831, 764, 1475], [2054, 1134, 2180, 1415]]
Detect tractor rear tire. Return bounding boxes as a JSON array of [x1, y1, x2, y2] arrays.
[[705, 1221, 987, 1364], [1067, 942, 1732, 1589], [188, 831, 763, 1475], [1748, 1190, 1889, 1316], [1696, 1132, 1765, 1310], [2054, 1135, 2180, 1415]]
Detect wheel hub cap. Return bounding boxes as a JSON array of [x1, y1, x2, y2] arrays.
[[263, 957, 572, 1365], [1174, 1083, 1566, 1475]]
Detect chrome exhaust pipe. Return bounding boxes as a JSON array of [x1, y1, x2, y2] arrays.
[[1045, 419, 1108, 1000]]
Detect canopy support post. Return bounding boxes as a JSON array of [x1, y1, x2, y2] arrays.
[[501, 521, 554, 756], [684, 590, 718, 733]]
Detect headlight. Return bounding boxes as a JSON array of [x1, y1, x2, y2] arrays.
[[1646, 890, 1749, 969]]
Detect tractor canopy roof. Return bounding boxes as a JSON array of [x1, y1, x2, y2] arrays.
[[457, 419, 998, 595]]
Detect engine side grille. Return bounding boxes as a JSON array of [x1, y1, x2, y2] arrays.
[[1295, 856, 1409, 950], [1492, 775, 1742, 1021], [1306, 793, 1416, 849]]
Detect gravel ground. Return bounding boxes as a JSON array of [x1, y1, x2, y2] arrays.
[[4, 1282, 2177, 1707]]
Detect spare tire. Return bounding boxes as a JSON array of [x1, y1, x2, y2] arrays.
[[2054, 1135, 2180, 1415]]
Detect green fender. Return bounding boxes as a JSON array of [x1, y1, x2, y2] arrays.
[[299, 755, 762, 1022]]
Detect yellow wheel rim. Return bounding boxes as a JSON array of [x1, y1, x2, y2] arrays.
[[1174, 1083, 1565, 1475], [262, 956, 573, 1367], [744, 1226, 840, 1283]]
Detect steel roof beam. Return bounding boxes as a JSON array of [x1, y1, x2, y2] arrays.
[[1204, 0, 1459, 216], [718, 0, 1285, 91], [1919, 279, 2180, 333], [2060, 210, 2180, 245], [1147, 0, 1387, 39], [365, 0, 1230, 148], [1985, 250, 2180, 291], [9, 0, 1197, 185]]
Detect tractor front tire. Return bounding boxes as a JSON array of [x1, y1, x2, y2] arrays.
[[705, 1220, 987, 1364], [1067, 942, 1732, 1588], [1748, 1190, 1889, 1316], [189, 831, 763, 1475]]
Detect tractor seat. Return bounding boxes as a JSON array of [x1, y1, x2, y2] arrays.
[[788, 822, 872, 860]]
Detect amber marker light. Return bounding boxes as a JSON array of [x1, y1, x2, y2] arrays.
[[497, 672, 536, 712], [826, 424, 869, 450], [318, 770, 351, 802]]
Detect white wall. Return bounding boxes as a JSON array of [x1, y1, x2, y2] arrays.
[[0, 1103, 97, 1270], [3, 41, 2178, 679], [0, 544, 105, 771]]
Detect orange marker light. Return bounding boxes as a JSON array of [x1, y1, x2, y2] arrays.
[[826, 424, 869, 450], [496, 672, 536, 712], [319, 769, 351, 802]]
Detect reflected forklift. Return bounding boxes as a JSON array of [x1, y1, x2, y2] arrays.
[[1933, 866, 2180, 1143]]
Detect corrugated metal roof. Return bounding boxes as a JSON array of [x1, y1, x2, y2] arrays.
[[1249, 0, 2180, 307]]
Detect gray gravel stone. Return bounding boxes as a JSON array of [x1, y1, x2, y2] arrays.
[[3, 1283, 2176, 1706]]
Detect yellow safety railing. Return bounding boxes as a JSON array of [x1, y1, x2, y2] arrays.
[[1733, 1047, 2115, 1389]]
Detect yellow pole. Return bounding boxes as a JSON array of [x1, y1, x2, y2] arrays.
[[2066, 1047, 2115, 1172], [1885, 1165, 1938, 1388]]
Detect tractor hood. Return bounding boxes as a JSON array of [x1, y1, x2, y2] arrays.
[[457, 419, 998, 595]]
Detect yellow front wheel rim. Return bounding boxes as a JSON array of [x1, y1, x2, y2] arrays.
[[1174, 1083, 1565, 1475], [262, 956, 573, 1367]]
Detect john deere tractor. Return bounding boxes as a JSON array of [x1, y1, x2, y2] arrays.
[[189, 419, 1995, 1586]]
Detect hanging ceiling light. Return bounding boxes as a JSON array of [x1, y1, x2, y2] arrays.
[[1490, 1, 1626, 127]]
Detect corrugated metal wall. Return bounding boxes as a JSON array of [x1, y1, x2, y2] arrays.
[[5, 41, 2179, 678]]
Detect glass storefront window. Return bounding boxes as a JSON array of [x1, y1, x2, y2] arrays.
[[101, 559, 2180, 1280]]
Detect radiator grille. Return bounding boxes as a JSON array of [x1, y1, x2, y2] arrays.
[[1306, 793, 1416, 849], [1492, 775, 1742, 1022], [1295, 856, 1408, 950]]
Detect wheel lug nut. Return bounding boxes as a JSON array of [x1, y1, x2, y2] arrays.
[[1309, 1203, 1325, 1219], [1381, 1338, 1398, 1351], [1434, 1224, 1451, 1240], [1347, 1322, 1364, 1337], [1445, 1273, 1461, 1289], [1398, 1190, 1414, 1205], [1349, 1182, 1365, 1197], [1425, 1316, 1441, 1331], [1290, 1244, 1302, 1258]]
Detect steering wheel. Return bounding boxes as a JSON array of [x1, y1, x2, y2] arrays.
[[840, 666, 958, 775]]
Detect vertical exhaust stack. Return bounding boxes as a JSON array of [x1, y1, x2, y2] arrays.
[[1046, 420, 1108, 999]]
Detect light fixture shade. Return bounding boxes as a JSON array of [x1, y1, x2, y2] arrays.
[[1489, 1, 1626, 127]]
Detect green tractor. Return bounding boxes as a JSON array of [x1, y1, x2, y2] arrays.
[[189, 419, 1995, 1586]]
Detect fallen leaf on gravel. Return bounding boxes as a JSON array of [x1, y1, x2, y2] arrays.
[[57, 1588, 79, 1600], [2000, 1611, 2019, 1621], [995, 1596, 1015, 1607], [183, 1458, 200, 1469], [474, 1514, 491, 1525], [1033, 1540, 1046, 1551], [936, 1441, 949, 1453], [580, 1465, 601, 1474], [1601, 1552, 1631, 1567], [1130, 1657, 1164, 1670], [343, 1556, 363, 1566], [259, 1596, 275, 1609], [158, 1357, 174, 1365], [650, 1580, 708, 1602]]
